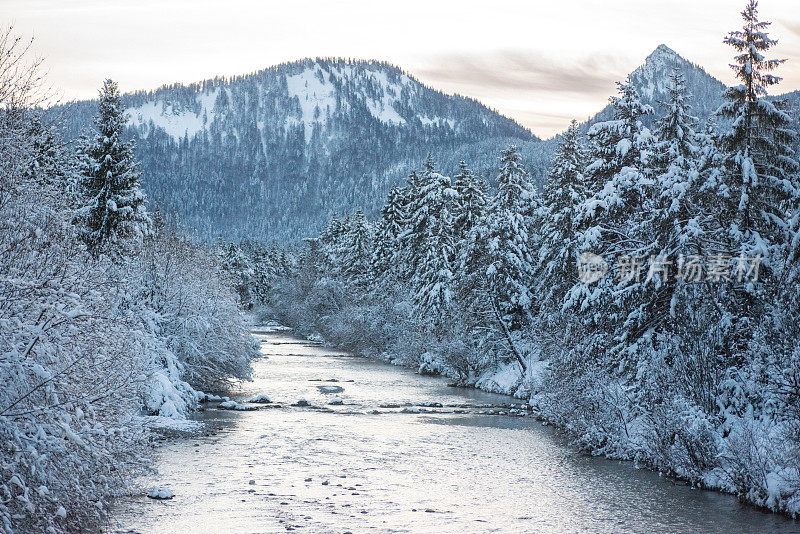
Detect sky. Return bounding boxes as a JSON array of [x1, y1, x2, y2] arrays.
[[4, 0, 800, 138]]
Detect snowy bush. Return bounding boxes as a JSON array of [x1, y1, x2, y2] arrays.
[[0, 114, 149, 532], [131, 230, 256, 394], [0, 29, 256, 532]]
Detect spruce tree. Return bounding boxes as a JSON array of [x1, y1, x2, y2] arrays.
[[709, 0, 800, 370], [716, 0, 799, 279], [341, 210, 374, 287], [567, 80, 655, 376], [411, 171, 458, 320], [81, 79, 150, 253], [371, 185, 406, 280], [481, 146, 536, 368], [401, 156, 438, 280], [452, 160, 486, 241], [535, 119, 587, 314]]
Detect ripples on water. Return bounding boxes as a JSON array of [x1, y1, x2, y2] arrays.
[[107, 328, 800, 533]]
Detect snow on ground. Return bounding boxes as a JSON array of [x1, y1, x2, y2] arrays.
[[476, 362, 523, 396], [365, 98, 405, 125], [420, 116, 455, 128], [126, 90, 216, 141], [286, 68, 338, 142]]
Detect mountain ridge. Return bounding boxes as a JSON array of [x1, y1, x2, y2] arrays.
[[50, 47, 797, 242]]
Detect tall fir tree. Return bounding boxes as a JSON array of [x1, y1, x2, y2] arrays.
[[567, 79, 655, 377], [81, 79, 150, 253], [482, 146, 536, 349], [341, 210, 374, 287], [452, 160, 486, 241], [707, 0, 800, 374], [371, 185, 406, 280], [535, 119, 588, 315], [401, 156, 438, 280], [411, 170, 458, 320], [716, 0, 799, 280]]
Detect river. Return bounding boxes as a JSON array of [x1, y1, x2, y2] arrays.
[[106, 326, 800, 533]]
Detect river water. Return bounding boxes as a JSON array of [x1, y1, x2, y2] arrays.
[[107, 326, 800, 533]]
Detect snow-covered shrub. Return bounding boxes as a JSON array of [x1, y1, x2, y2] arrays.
[[0, 29, 258, 531], [0, 108, 150, 532], [131, 230, 255, 394]]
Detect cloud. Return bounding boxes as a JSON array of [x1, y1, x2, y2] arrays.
[[781, 20, 800, 38], [410, 49, 636, 136], [414, 49, 631, 99]]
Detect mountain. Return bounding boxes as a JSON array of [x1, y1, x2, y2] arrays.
[[53, 58, 535, 242], [52, 47, 797, 243], [541, 44, 798, 176], [585, 44, 728, 127]]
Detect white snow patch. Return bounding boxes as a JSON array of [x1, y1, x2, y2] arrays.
[[126, 88, 220, 142], [476, 362, 523, 395], [286, 69, 338, 142], [148, 487, 174, 500]]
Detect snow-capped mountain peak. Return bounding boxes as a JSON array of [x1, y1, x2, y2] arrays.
[[624, 44, 727, 117], [123, 59, 516, 145]]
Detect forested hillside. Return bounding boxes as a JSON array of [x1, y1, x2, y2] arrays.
[[52, 42, 800, 244], [52, 59, 536, 241]]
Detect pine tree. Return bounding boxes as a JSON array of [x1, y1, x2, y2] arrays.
[[716, 0, 799, 280], [341, 210, 374, 287], [221, 242, 254, 305], [535, 120, 588, 314], [452, 160, 486, 241], [80, 79, 150, 253], [401, 156, 438, 280], [371, 185, 406, 280], [635, 69, 711, 366], [411, 171, 458, 319], [567, 80, 655, 377], [706, 0, 800, 373], [581, 78, 654, 210], [471, 145, 537, 370]]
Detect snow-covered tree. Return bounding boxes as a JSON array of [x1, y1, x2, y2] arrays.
[[401, 156, 438, 279], [567, 79, 655, 376], [535, 120, 587, 313], [221, 242, 255, 305], [459, 146, 537, 370], [716, 0, 799, 281], [341, 210, 374, 287], [371, 185, 406, 279], [80, 79, 150, 253], [452, 160, 486, 241], [411, 171, 458, 320]]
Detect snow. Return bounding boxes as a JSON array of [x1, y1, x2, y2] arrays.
[[631, 44, 684, 99], [126, 89, 219, 141], [218, 400, 259, 411], [148, 487, 174, 500], [420, 116, 455, 129], [248, 394, 272, 403], [286, 68, 338, 142], [365, 98, 405, 125], [476, 362, 523, 396]]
